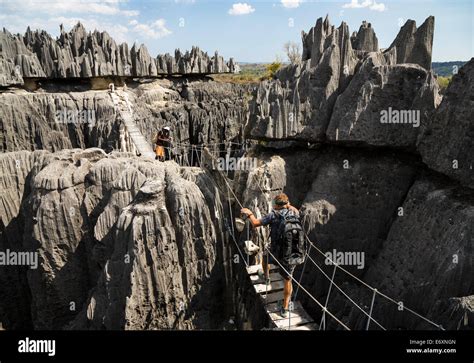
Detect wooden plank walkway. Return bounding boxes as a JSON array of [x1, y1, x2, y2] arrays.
[[111, 90, 156, 160], [246, 263, 318, 330]]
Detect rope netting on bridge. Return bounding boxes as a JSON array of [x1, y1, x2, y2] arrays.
[[155, 140, 249, 168]]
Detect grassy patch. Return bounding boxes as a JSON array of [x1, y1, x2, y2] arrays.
[[212, 62, 285, 84], [437, 75, 452, 90]]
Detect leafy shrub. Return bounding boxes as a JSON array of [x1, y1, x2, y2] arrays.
[[437, 75, 452, 90]]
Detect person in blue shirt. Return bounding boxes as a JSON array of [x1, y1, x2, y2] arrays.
[[241, 193, 300, 318]]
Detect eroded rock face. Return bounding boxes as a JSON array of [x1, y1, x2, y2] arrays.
[[131, 80, 251, 152], [236, 147, 417, 275], [326, 54, 440, 149], [0, 150, 52, 329], [0, 149, 229, 329], [418, 58, 474, 189], [335, 177, 474, 330], [0, 79, 251, 154], [0, 29, 46, 86], [0, 23, 238, 87], [0, 90, 119, 153]]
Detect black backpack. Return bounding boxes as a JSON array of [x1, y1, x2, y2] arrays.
[[275, 209, 306, 266]]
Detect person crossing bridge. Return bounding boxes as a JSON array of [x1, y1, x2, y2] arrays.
[[241, 193, 306, 318]]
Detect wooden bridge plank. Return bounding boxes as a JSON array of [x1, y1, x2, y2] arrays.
[[266, 301, 303, 313], [253, 280, 284, 294], [250, 272, 282, 283], [260, 290, 284, 304], [265, 297, 317, 330], [285, 322, 319, 331], [268, 308, 312, 323], [272, 315, 313, 329], [246, 264, 278, 275]]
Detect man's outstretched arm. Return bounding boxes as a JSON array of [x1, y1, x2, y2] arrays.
[[240, 208, 263, 227]]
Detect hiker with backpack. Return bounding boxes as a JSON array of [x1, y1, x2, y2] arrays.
[[154, 126, 172, 161], [241, 193, 306, 318]]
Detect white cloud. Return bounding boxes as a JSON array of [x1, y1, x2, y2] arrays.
[[342, 0, 386, 12], [121, 10, 140, 17], [228, 3, 255, 15], [281, 0, 301, 9], [130, 18, 172, 39], [1, 0, 140, 17], [369, 1, 386, 11]]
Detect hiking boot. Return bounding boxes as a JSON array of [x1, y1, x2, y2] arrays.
[[277, 300, 290, 317], [257, 269, 271, 285]]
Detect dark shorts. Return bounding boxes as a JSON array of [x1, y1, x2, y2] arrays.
[[266, 253, 295, 280]]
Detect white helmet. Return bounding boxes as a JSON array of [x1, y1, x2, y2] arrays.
[[163, 126, 171, 132]]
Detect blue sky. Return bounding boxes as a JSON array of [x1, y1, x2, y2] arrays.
[[0, 0, 472, 62]]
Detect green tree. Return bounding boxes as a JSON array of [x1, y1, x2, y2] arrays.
[[263, 57, 282, 80]]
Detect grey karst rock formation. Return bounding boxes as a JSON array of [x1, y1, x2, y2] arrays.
[[0, 149, 232, 329], [329, 177, 474, 330], [0, 90, 119, 152], [351, 21, 379, 52], [127, 80, 250, 151], [326, 54, 440, 149], [0, 14, 473, 331], [0, 79, 250, 153], [0, 29, 46, 83], [385, 16, 435, 71], [418, 58, 474, 189], [0, 22, 238, 87], [247, 15, 436, 145], [131, 43, 158, 77], [360, 177, 474, 329], [249, 17, 358, 141]]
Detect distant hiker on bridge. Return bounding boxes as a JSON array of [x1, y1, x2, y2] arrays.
[[154, 126, 172, 161], [241, 193, 306, 318]]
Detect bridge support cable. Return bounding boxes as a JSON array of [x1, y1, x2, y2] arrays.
[[319, 263, 338, 331]]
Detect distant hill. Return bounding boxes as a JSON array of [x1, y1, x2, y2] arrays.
[[237, 63, 268, 76], [240, 61, 469, 78], [432, 61, 468, 76]]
